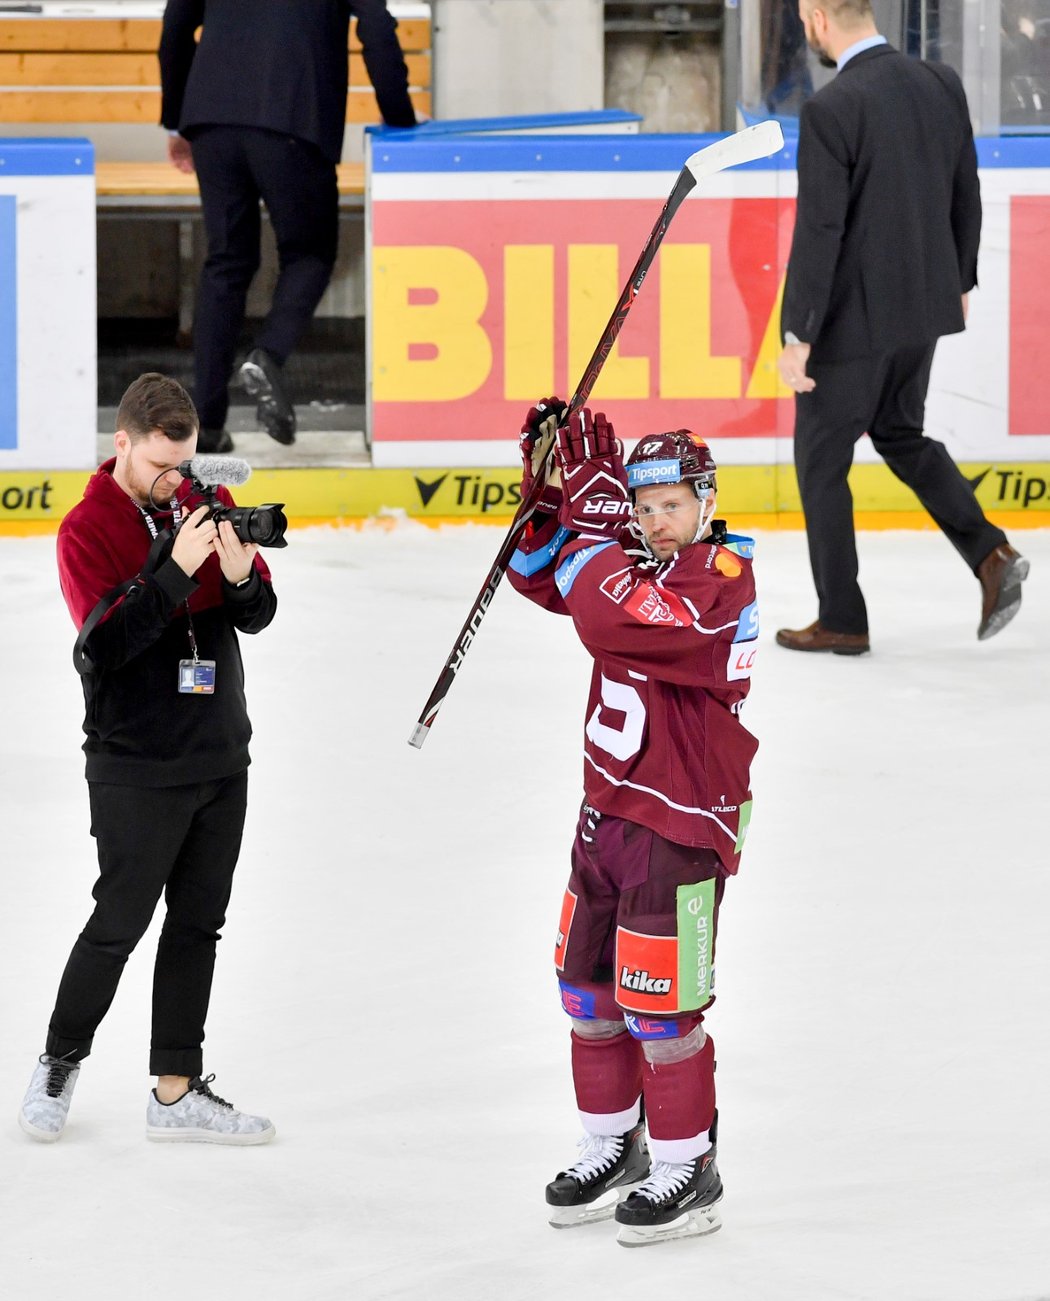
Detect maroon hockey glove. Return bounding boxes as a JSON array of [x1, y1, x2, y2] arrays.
[[555, 408, 631, 539], [519, 397, 567, 515]]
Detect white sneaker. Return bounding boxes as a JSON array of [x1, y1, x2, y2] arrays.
[[146, 1074, 275, 1145], [19, 1054, 81, 1142]]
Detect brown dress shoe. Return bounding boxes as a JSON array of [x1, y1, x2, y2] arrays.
[[775, 620, 870, 655], [976, 544, 1029, 640]]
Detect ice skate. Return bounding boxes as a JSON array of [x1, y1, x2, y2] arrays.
[[146, 1074, 275, 1145], [614, 1115, 723, 1247], [19, 1053, 81, 1142], [545, 1119, 650, 1228]]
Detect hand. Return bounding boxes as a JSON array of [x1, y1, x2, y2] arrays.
[[777, 341, 815, 393], [214, 519, 259, 586], [519, 396, 567, 510], [555, 408, 631, 539], [171, 504, 218, 577], [961, 292, 969, 323], [167, 134, 195, 174]]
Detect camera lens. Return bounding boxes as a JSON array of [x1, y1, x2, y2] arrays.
[[243, 505, 289, 548]]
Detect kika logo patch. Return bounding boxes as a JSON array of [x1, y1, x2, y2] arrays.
[[619, 967, 673, 995]]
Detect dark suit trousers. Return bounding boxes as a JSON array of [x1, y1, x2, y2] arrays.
[[189, 125, 340, 429], [45, 773, 247, 1077], [794, 343, 1006, 633]]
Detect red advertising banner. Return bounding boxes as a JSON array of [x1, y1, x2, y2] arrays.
[[372, 197, 797, 445], [1009, 196, 1050, 437]]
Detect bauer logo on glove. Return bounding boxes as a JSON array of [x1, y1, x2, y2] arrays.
[[556, 409, 632, 540]]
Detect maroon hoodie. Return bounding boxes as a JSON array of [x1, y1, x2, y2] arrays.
[[57, 459, 276, 787]]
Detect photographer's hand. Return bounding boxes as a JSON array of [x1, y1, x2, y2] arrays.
[[214, 519, 259, 585], [171, 505, 218, 577]]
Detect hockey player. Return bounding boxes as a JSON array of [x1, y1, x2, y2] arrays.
[[508, 400, 758, 1248]]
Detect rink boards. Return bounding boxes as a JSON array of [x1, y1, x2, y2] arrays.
[[3, 460, 1050, 534]]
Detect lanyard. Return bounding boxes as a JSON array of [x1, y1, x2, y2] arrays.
[[137, 504, 202, 666]]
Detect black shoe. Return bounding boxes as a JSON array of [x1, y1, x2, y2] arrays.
[[976, 544, 1029, 640], [197, 427, 233, 454], [614, 1112, 723, 1247], [545, 1118, 650, 1228], [238, 348, 296, 445]]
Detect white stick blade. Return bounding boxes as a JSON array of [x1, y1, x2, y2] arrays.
[[683, 120, 785, 184]]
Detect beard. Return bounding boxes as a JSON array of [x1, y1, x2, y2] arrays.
[[807, 34, 838, 68]]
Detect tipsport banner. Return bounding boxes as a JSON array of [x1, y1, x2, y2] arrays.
[[367, 132, 1050, 501]]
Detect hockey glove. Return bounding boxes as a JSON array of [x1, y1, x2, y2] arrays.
[[555, 408, 632, 540], [519, 397, 567, 515]]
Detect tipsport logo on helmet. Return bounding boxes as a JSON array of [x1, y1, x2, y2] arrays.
[[627, 459, 682, 489]]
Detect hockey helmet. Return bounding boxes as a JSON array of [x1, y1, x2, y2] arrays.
[[625, 430, 717, 495]]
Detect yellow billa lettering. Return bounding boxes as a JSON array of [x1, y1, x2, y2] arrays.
[[745, 272, 793, 399], [372, 247, 492, 401], [659, 245, 741, 399], [505, 245, 554, 399], [569, 245, 649, 399]]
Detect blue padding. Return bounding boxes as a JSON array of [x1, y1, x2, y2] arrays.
[[0, 196, 15, 449], [368, 109, 642, 139], [724, 532, 755, 560], [509, 523, 572, 577], [624, 1014, 683, 1040], [370, 131, 792, 173], [559, 981, 597, 1019], [0, 138, 94, 176], [555, 542, 614, 596]]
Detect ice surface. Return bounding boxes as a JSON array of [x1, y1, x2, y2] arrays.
[[1, 523, 1048, 1301]]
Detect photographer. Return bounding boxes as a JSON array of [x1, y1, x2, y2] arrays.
[[19, 372, 278, 1145]]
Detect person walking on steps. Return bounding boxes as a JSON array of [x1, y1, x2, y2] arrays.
[[19, 373, 277, 1146], [508, 401, 759, 1247], [160, 0, 418, 453], [776, 0, 1028, 654]]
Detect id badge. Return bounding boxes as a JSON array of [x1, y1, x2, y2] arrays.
[[178, 659, 216, 694]]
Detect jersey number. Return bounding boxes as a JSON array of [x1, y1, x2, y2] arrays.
[[586, 675, 646, 761]]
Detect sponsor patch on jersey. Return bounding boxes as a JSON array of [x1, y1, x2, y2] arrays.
[[624, 582, 691, 628], [714, 550, 743, 578], [615, 928, 678, 1013], [554, 889, 577, 971], [726, 642, 757, 681], [733, 600, 759, 643], [734, 799, 753, 854], [723, 532, 755, 560], [509, 524, 572, 577], [555, 542, 613, 596], [624, 1014, 682, 1041], [599, 567, 634, 605], [558, 980, 596, 1020], [676, 880, 717, 1010]]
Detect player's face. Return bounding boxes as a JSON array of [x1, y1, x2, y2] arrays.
[[114, 428, 196, 508], [633, 482, 703, 559]]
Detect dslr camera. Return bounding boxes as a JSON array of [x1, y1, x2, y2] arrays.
[[177, 456, 289, 549]]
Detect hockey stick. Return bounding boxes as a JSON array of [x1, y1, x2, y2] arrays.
[[408, 119, 785, 749]]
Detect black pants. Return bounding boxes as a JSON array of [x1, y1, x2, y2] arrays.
[[46, 772, 248, 1077], [189, 124, 340, 429], [794, 343, 1007, 634]]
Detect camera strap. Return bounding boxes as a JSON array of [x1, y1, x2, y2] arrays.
[[73, 528, 173, 677]]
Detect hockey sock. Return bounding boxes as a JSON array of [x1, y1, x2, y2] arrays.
[[641, 1032, 715, 1160], [570, 1028, 643, 1129]]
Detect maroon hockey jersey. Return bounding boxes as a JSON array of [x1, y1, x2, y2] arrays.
[[509, 517, 758, 873]]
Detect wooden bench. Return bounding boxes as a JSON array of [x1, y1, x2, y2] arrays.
[[0, 9, 432, 126], [0, 6, 428, 333]]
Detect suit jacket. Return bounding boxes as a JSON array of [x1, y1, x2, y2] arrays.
[[159, 0, 416, 164], [781, 45, 981, 362]]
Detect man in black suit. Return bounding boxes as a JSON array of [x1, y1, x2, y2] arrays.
[[160, 0, 417, 452], [776, 0, 1028, 654]]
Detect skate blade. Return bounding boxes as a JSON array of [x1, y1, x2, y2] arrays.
[[548, 1180, 646, 1230], [615, 1201, 722, 1248]]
